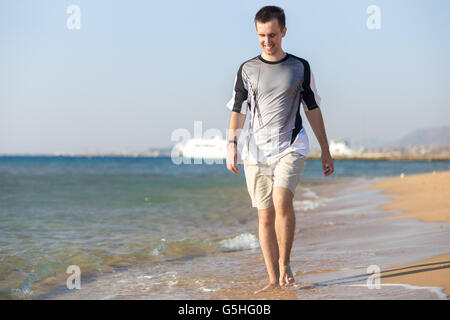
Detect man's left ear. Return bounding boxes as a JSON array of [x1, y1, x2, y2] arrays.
[[282, 27, 287, 37]]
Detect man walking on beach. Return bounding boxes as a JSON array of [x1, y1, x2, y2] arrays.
[[226, 6, 334, 294]]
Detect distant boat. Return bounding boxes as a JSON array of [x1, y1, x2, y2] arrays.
[[329, 139, 361, 156], [174, 136, 227, 159]]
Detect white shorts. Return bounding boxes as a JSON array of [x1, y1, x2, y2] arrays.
[[243, 151, 306, 209]]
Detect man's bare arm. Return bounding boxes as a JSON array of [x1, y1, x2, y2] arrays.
[[305, 107, 334, 176], [305, 107, 329, 150], [226, 111, 246, 174], [227, 111, 246, 142]]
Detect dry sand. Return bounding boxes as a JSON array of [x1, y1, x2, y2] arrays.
[[367, 170, 450, 297], [367, 170, 450, 223]]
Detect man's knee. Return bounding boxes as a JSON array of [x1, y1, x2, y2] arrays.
[[258, 206, 275, 227], [272, 187, 294, 213]]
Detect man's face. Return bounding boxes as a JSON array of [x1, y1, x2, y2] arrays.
[[255, 18, 287, 56]]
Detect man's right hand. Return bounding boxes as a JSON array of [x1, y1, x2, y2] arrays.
[[226, 143, 241, 175]]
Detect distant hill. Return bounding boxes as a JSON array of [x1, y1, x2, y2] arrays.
[[350, 136, 387, 149], [390, 126, 450, 147], [342, 126, 450, 155]]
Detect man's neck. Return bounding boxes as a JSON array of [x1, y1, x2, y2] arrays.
[[261, 50, 287, 62]]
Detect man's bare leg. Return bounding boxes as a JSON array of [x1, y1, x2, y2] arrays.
[[273, 187, 296, 286], [254, 205, 280, 294]]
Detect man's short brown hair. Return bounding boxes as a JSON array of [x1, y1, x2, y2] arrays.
[[254, 6, 286, 30]]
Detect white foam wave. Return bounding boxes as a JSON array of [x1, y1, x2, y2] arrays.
[[150, 238, 167, 256], [199, 286, 219, 292], [218, 233, 260, 252], [294, 187, 330, 212], [300, 187, 319, 199], [346, 283, 448, 299], [294, 199, 321, 211], [137, 275, 154, 280]]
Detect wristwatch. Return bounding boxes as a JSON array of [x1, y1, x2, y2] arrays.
[[228, 140, 237, 145]]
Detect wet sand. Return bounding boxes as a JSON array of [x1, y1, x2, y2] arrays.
[[366, 171, 450, 297]]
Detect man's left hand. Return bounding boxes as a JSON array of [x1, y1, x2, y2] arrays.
[[321, 150, 334, 176]]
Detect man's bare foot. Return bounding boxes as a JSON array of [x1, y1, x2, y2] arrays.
[[279, 264, 295, 287], [254, 283, 279, 294]]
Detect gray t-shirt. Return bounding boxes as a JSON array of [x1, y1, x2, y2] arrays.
[[226, 53, 321, 164]]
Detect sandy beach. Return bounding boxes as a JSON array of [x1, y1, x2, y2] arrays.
[[367, 170, 450, 223], [367, 171, 450, 297]]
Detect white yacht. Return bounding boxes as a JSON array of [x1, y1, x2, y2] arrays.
[[329, 139, 360, 156], [175, 136, 227, 159]]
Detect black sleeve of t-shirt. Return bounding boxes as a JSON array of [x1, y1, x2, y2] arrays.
[[232, 64, 249, 113], [300, 59, 319, 111]]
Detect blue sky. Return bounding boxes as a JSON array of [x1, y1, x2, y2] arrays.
[[1, 0, 449, 154]]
